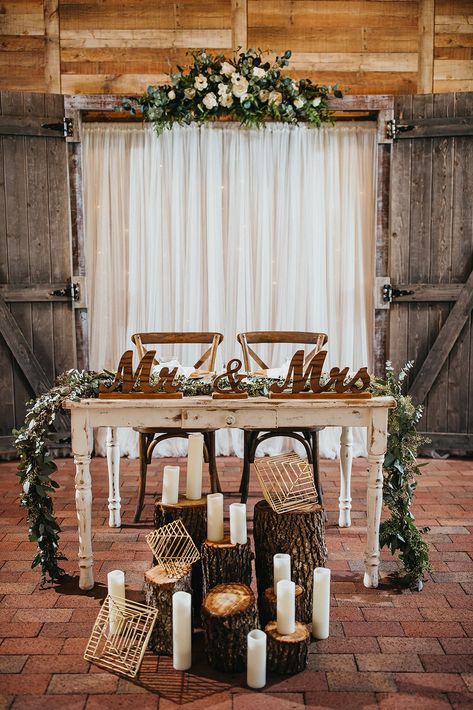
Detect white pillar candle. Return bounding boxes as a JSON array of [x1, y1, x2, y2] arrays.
[[107, 569, 125, 635], [229, 503, 247, 545], [247, 629, 267, 689], [172, 591, 192, 670], [207, 493, 224, 542], [273, 553, 291, 594], [186, 433, 203, 500], [312, 567, 331, 639], [162, 465, 180, 505], [277, 579, 295, 636]]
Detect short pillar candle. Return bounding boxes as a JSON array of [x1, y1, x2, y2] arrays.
[[162, 465, 180, 505], [277, 579, 295, 636], [207, 493, 224, 542], [273, 553, 291, 594], [247, 629, 267, 689], [230, 503, 247, 545], [312, 567, 331, 639], [172, 591, 192, 670], [186, 433, 203, 500]]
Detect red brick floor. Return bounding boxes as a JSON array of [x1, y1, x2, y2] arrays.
[[1, 455, 473, 709]]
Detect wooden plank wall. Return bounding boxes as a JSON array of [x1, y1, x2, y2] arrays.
[[0, 1, 471, 96]]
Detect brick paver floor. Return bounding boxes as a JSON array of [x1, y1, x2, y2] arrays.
[[1, 455, 473, 708]]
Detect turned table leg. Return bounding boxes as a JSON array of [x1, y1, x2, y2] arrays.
[[73, 415, 94, 590], [364, 409, 388, 589], [106, 427, 121, 527], [339, 426, 353, 528]]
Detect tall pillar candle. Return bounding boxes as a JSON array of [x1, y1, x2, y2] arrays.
[[172, 591, 192, 670], [162, 465, 180, 505], [247, 629, 267, 689], [107, 569, 125, 635], [229, 503, 247, 544], [273, 553, 291, 594], [312, 567, 331, 639], [207, 493, 224, 541], [186, 433, 203, 500], [277, 580, 295, 635]]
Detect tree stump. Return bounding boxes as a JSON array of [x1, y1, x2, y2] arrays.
[[265, 620, 310, 674], [253, 499, 327, 623], [201, 537, 253, 596], [143, 564, 192, 656], [259, 584, 305, 629], [201, 582, 258, 672], [154, 497, 206, 623]]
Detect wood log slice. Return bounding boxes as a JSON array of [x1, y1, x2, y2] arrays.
[[253, 499, 327, 622], [265, 620, 310, 674], [143, 564, 192, 656], [154, 497, 207, 623], [201, 537, 253, 596], [259, 584, 305, 629], [201, 582, 258, 672]]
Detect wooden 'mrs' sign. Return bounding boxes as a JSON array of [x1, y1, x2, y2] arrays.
[[99, 350, 183, 399], [269, 350, 371, 399]]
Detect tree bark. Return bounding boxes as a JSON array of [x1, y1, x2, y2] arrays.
[[154, 497, 206, 623], [259, 584, 305, 629], [143, 564, 192, 656], [201, 537, 253, 596], [253, 499, 327, 622], [265, 620, 310, 674], [201, 582, 258, 672]]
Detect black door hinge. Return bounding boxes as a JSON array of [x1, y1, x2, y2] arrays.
[[383, 284, 415, 303], [41, 117, 73, 138], [387, 118, 414, 140], [50, 282, 80, 301]]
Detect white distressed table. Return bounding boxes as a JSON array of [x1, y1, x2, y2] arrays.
[[64, 395, 395, 592]]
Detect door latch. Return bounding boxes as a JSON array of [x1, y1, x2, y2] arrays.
[[50, 282, 80, 301], [382, 283, 415, 303]]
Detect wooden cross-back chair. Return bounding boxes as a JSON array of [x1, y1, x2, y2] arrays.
[[237, 331, 328, 504], [131, 331, 223, 522]]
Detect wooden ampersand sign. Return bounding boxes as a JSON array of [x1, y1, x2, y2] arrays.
[[212, 359, 248, 399], [99, 350, 183, 399], [270, 350, 371, 399]]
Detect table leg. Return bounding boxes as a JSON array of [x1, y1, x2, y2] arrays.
[[339, 426, 353, 528], [364, 409, 388, 589], [73, 416, 94, 590], [106, 427, 121, 527]]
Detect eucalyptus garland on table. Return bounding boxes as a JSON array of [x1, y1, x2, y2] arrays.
[[15, 364, 429, 589], [122, 49, 342, 134]]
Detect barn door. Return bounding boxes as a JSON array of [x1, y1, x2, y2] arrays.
[[386, 92, 473, 453], [0, 91, 79, 454]]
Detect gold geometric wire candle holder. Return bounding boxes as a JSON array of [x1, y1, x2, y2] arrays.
[[146, 518, 201, 577], [253, 451, 319, 514], [84, 595, 158, 678]]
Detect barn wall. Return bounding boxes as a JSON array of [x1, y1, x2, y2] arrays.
[[0, 1, 471, 96]]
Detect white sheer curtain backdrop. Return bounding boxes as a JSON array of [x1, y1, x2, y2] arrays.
[[83, 121, 376, 459]]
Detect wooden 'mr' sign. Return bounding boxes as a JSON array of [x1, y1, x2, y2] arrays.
[[99, 350, 182, 399], [269, 350, 371, 399]]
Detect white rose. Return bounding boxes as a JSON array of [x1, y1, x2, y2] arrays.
[[219, 93, 233, 108], [253, 66, 266, 79], [202, 92, 218, 110], [194, 74, 208, 90], [232, 76, 249, 98], [312, 97, 321, 107], [294, 97, 305, 109], [218, 82, 230, 96], [167, 89, 176, 100], [184, 87, 196, 99], [259, 89, 269, 103], [268, 90, 283, 106], [221, 61, 234, 77]]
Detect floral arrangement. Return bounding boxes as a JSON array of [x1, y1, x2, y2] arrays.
[[122, 49, 342, 134], [15, 363, 429, 590]]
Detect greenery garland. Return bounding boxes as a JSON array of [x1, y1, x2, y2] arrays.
[[122, 49, 342, 134], [15, 364, 429, 589]]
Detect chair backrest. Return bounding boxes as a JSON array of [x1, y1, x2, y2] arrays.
[[237, 331, 328, 373], [131, 332, 224, 371]]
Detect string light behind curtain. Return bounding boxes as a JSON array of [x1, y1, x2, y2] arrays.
[[83, 122, 376, 458]]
